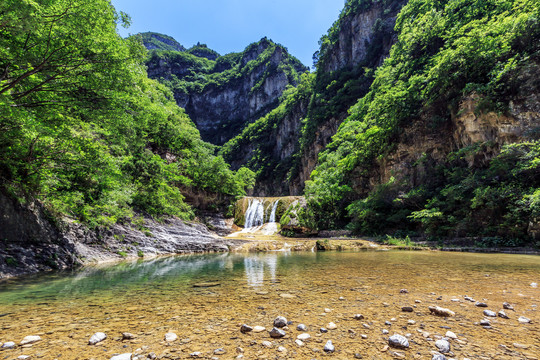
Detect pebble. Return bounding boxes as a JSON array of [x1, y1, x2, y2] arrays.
[[475, 302, 488, 308], [354, 314, 365, 320], [261, 341, 272, 348], [253, 326, 266, 333], [408, 320, 416, 325], [480, 319, 491, 326], [382, 329, 389, 335], [464, 296, 475, 302], [362, 323, 370, 329], [435, 339, 450, 353], [273, 316, 287, 328], [190, 352, 201, 357], [296, 332, 310, 340], [531, 283, 537, 288], [388, 334, 409, 349], [17, 356, 30, 360], [278, 346, 287, 353], [214, 348, 226, 355], [327, 322, 337, 330], [324, 308, 332, 313], [402, 306, 414, 312], [339, 296, 346, 300], [323, 340, 335, 353], [320, 327, 328, 333], [498, 310, 510, 319], [483, 310, 497, 317], [429, 306, 455, 317], [445, 331, 457, 339], [110, 354, 132, 360], [400, 289, 409, 293], [503, 302, 514, 310], [513, 343, 530, 349], [122, 332, 136, 340], [295, 339, 304, 347], [2, 341, 15, 349], [361, 334, 368, 339], [432, 354, 447, 360], [269, 327, 286, 338], [164, 332, 178, 342], [240, 324, 253, 333], [518, 316, 531, 324], [296, 324, 307, 331], [20, 335, 41, 345]]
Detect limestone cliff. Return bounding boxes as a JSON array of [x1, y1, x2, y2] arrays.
[[143, 36, 308, 145]]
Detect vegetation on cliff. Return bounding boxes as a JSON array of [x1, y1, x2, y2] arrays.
[[305, 0, 540, 243], [0, 0, 254, 228]]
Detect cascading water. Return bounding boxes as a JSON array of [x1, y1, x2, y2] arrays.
[[242, 198, 280, 234]]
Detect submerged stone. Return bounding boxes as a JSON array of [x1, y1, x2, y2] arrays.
[[269, 327, 286, 338], [324, 340, 335, 352], [388, 334, 409, 349], [88, 332, 106, 345], [273, 316, 288, 328]]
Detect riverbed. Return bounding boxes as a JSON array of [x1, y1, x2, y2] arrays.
[[0, 251, 538, 359]]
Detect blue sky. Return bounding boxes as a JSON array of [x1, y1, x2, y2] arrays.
[[111, 0, 345, 67]]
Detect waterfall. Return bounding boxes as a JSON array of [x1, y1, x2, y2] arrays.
[[242, 198, 280, 233], [244, 198, 265, 228]]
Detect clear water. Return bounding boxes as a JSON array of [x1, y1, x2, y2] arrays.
[[0, 251, 539, 359]]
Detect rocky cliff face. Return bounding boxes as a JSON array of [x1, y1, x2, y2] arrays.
[[144, 37, 307, 145]]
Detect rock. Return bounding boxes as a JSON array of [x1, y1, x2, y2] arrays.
[[261, 341, 272, 348], [240, 324, 253, 333], [17, 356, 31, 360], [122, 333, 136, 340], [480, 319, 491, 326], [483, 310, 497, 317], [464, 296, 475, 302], [339, 296, 345, 300], [435, 339, 450, 353], [513, 343, 530, 349], [518, 316, 531, 324], [475, 302, 488, 307], [297, 333, 311, 341], [320, 327, 328, 333], [164, 332, 178, 342], [20, 335, 41, 345], [503, 302, 514, 310], [214, 348, 226, 355], [193, 282, 220, 288], [402, 306, 414, 312], [388, 334, 409, 349], [429, 306, 455, 317], [382, 329, 389, 335], [296, 324, 307, 331], [432, 354, 447, 360], [400, 289, 409, 293], [190, 352, 201, 357], [354, 314, 365, 320], [295, 339, 304, 346], [445, 331, 457, 339], [278, 346, 287, 353], [269, 327, 286, 338], [253, 326, 266, 333], [147, 353, 157, 359], [273, 316, 288, 328], [408, 320, 416, 325], [280, 293, 296, 299], [327, 322, 337, 330], [89, 332, 106, 345], [362, 323, 370, 329], [498, 310, 510, 319], [2, 341, 15, 349], [110, 354, 132, 360], [324, 308, 332, 313], [361, 334, 368, 339], [323, 340, 335, 353], [531, 282, 537, 288]]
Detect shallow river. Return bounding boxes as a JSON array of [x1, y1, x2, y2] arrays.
[[0, 250, 539, 359]]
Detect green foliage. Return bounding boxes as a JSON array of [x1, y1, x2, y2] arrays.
[[0, 0, 254, 228], [306, 0, 540, 242], [137, 32, 185, 52]]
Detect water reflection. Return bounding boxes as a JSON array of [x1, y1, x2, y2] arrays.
[[244, 254, 278, 286]]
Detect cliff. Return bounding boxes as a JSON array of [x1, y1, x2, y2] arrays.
[[144, 37, 308, 145]]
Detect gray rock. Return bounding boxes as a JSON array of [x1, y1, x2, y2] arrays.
[[498, 310, 510, 319], [475, 302, 488, 308], [435, 339, 450, 353], [400, 289, 409, 293], [382, 329, 389, 335], [164, 332, 178, 342], [518, 316, 531, 324], [214, 348, 226, 355], [261, 341, 272, 348], [17, 356, 31, 360], [297, 333, 310, 341], [2, 341, 15, 349], [190, 352, 201, 358], [89, 332, 107, 345], [432, 354, 446, 360], [327, 322, 337, 330], [388, 334, 409, 349], [445, 331, 457, 339], [354, 314, 365, 320], [480, 318, 491, 326], [296, 324, 307, 331], [20, 335, 41, 345], [323, 340, 335, 353], [110, 354, 132, 360], [402, 306, 414, 312], [503, 302, 514, 310], [429, 306, 455, 317], [240, 324, 253, 333], [122, 333, 136, 340], [273, 316, 288, 328], [269, 327, 286, 338], [483, 310, 497, 317], [320, 327, 328, 333]]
